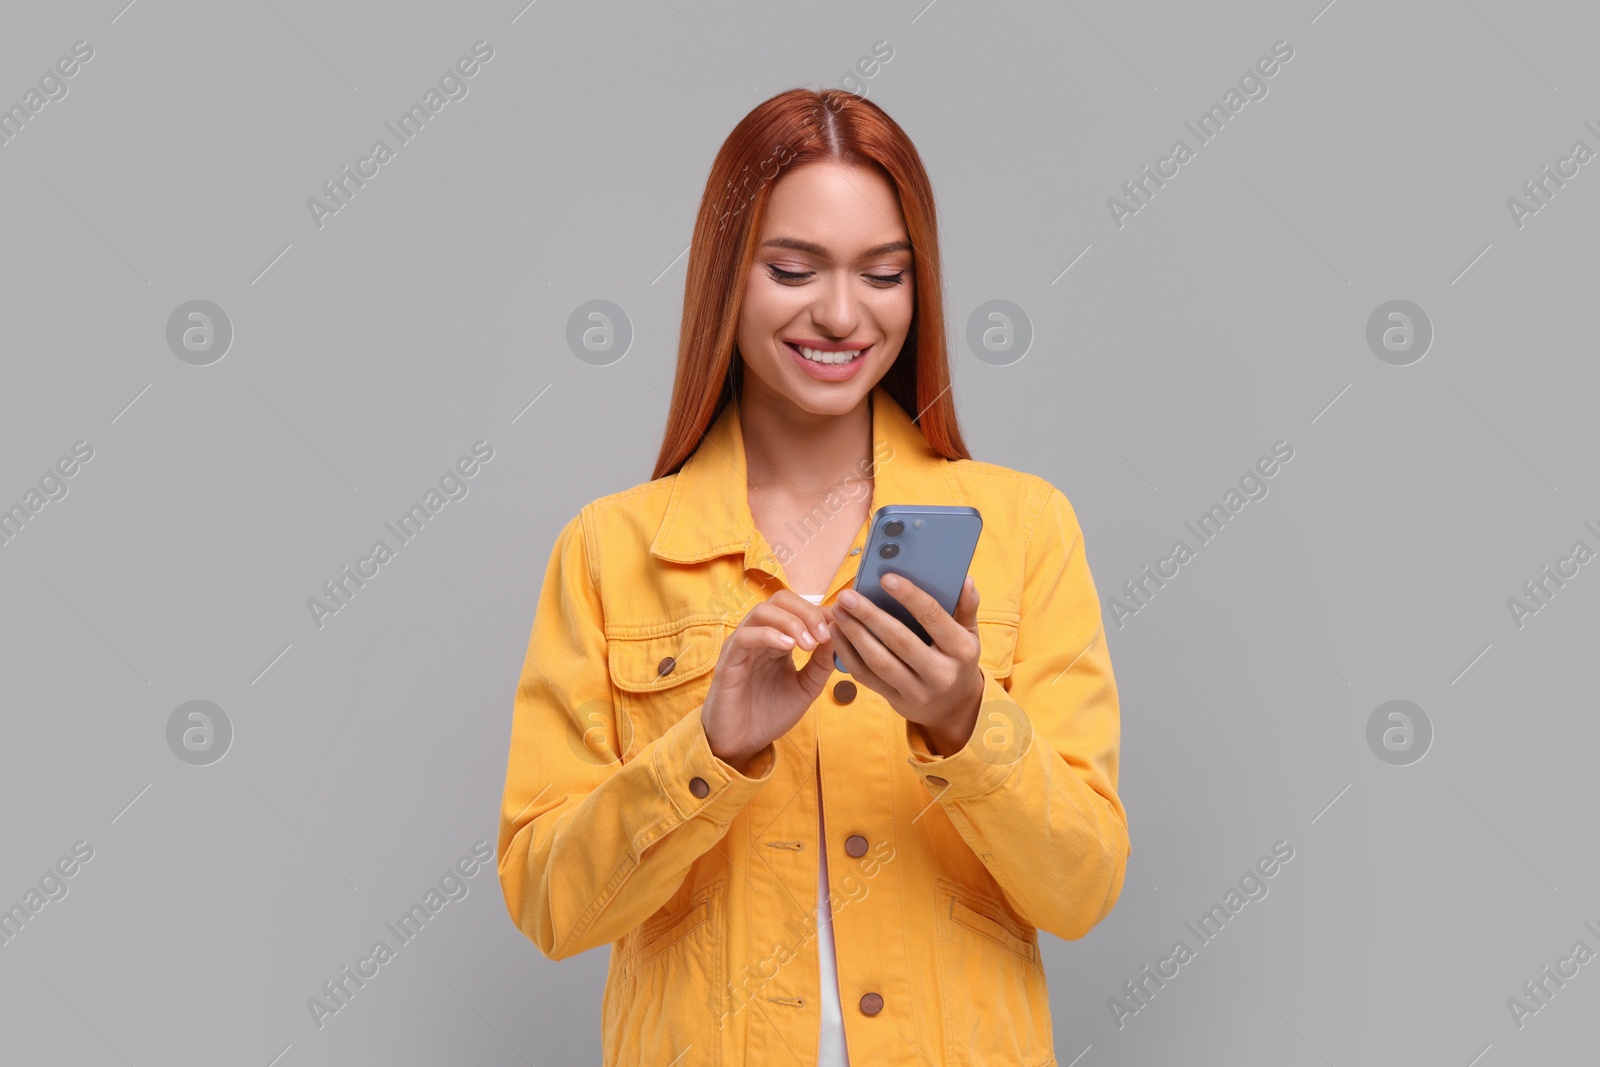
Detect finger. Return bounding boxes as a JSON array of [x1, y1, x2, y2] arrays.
[[825, 610, 854, 666], [745, 601, 823, 650], [951, 575, 981, 631], [830, 598, 917, 695], [729, 619, 799, 655], [835, 586, 937, 678], [797, 631, 839, 691], [766, 590, 832, 644], [880, 573, 972, 654], [826, 618, 901, 701]]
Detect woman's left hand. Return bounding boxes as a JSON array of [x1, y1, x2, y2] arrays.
[[824, 574, 985, 756]]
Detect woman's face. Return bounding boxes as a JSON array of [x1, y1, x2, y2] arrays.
[[735, 161, 915, 416]]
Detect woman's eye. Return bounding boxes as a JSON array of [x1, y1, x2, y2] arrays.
[[764, 264, 907, 287]]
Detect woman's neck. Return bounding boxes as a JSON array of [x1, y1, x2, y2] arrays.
[[738, 383, 873, 498]]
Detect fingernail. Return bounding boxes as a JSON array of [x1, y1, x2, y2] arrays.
[[798, 631, 816, 649], [882, 574, 900, 590], [780, 634, 796, 646], [816, 621, 830, 640], [840, 590, 858, 607]]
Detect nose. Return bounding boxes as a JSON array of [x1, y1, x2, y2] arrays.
[[810, 272, 859, 339]]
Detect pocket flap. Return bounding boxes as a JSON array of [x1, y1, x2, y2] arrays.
[[607, 622, 722, 693]]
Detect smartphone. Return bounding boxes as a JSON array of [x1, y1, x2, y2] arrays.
[[834, 504, 983, 673]]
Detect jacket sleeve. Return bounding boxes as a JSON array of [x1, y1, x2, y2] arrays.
[[497, 506, 778, 960], [902, 484, 1129, 941]]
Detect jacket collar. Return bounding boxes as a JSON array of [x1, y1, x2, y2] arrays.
[[650, 383, 958, 573]]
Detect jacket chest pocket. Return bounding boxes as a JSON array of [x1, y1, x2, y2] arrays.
[[934, 877, 1054, 1066], [607, 621, 725, 757]]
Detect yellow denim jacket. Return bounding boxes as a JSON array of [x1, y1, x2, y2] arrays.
[[497, 384, 1129, 1066]]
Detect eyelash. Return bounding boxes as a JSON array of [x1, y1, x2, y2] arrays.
[[765, 265, 906, 287]]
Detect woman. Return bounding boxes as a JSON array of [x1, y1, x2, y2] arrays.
[[497, 88, 1129, 1067]]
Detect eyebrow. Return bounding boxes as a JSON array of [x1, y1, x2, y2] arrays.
[[759, 237, 912, 259]]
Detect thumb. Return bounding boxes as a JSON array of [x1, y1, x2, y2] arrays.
[[797, 633, 838, 693], [953, 575, 980, 630]]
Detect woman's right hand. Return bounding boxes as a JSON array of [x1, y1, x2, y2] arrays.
[[701, 591, 836, 772]]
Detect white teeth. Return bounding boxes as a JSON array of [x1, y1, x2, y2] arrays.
[[796, 345, 865, 365]]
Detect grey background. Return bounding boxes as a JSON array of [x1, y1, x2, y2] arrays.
[[1, 1, 1595, 1064]]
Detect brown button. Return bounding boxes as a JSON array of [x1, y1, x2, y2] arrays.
[[832, 680, 857, 704], [926, 775, 948, 789], [859, 992, 883, 1016], [844, 835, 869, 857], [657, 656, 676, 676], [689, 776, 709, 798]]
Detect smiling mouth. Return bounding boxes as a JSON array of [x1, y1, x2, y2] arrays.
[[786, 342, 870, 365]]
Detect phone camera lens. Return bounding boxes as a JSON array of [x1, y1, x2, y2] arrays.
[[879, 542, 899, 558], [883, 520, 905, 536]]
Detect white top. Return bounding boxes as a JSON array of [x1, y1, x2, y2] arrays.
[[798, 592, 850, 1066]]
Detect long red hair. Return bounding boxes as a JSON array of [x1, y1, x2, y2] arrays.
[[651, 88, 970, 481]]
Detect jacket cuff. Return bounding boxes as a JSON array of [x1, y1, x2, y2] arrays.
[[651, 704, 777, 826], [904, 667, 1031, 800]]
